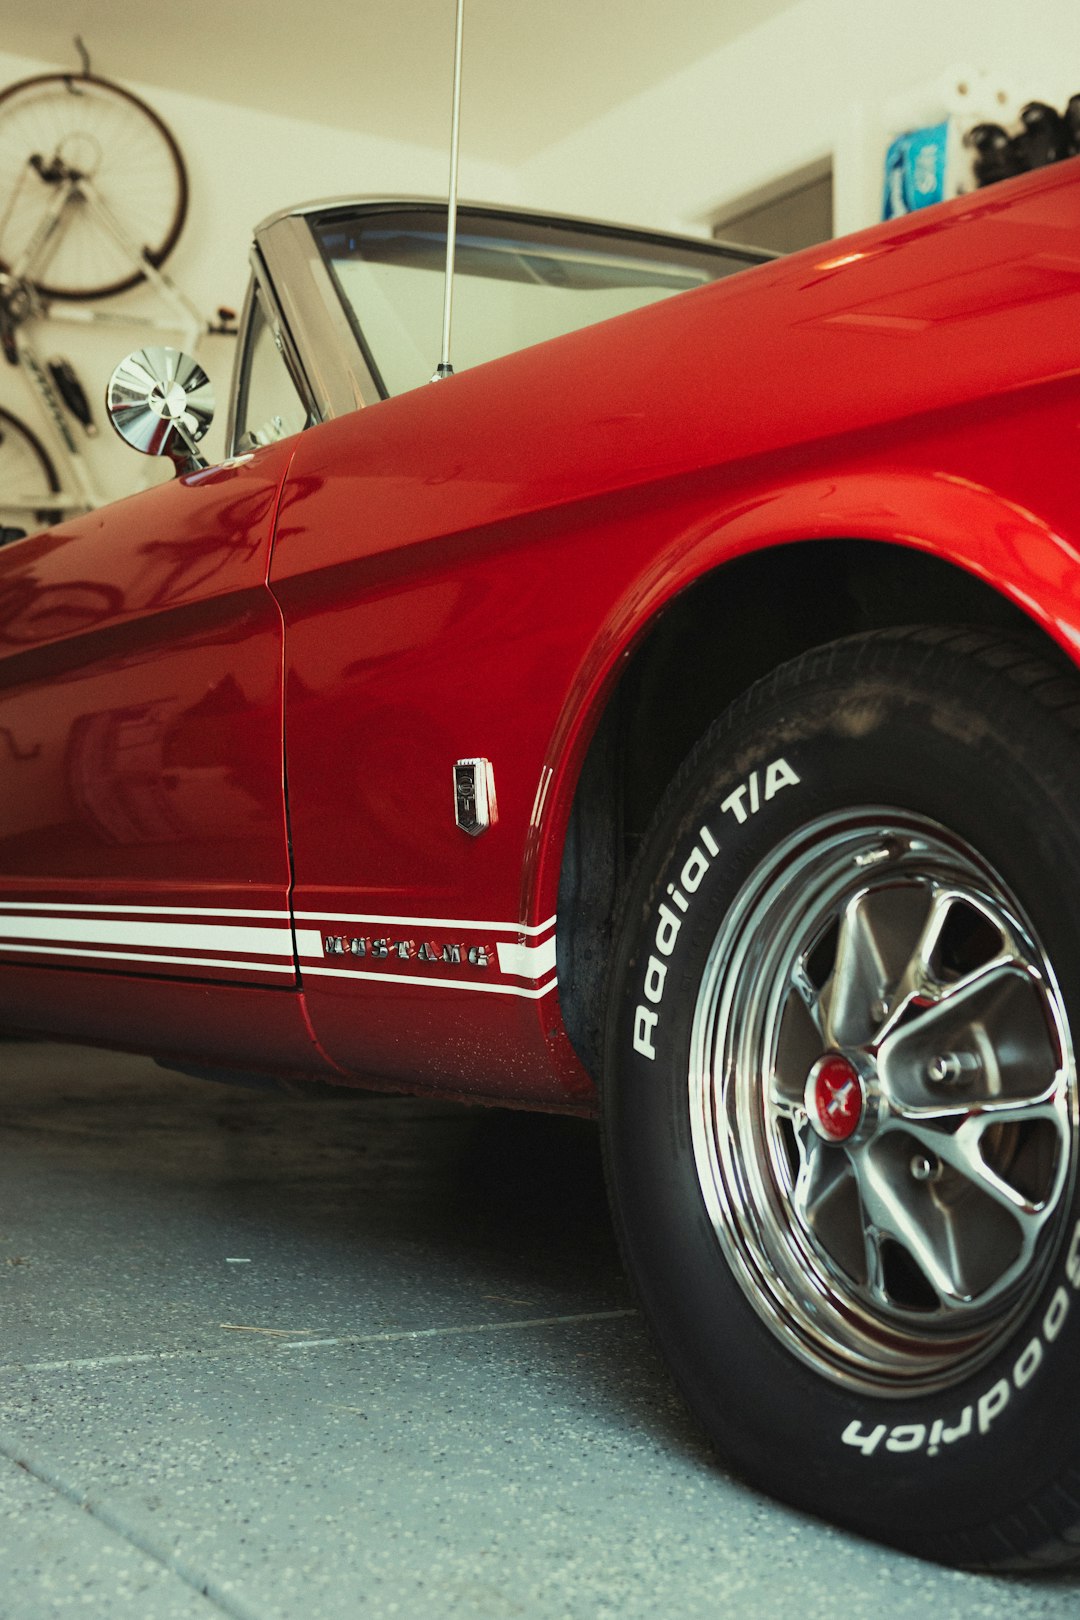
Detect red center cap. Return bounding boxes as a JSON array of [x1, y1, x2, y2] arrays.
[[805, 1054, 864, 1142]]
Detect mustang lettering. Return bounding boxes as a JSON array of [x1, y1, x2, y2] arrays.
[[321, 935, 492, 968]]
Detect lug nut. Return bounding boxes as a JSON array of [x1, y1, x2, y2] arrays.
[[910, 1154, 940, 1183], [928, 1052, 980, 1086]]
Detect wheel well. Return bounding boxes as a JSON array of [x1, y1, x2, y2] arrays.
[[556, 537, 1068, 1078]]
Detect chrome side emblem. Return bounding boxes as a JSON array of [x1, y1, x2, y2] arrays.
[[454, 758, 497, 836], [322, 934, 492, 968]]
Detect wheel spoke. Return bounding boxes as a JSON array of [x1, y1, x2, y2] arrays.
[[788, 1132, 869, 1282], [770, 985, 824, 1106], [876, 887, 1020, 1031], [790, 1129, 845, 1224], [861, 1221, 888, 1304], [819, 878, 937, 1048], [890, 1099, 1067, 1217], [849, 1141, 996, 1309]]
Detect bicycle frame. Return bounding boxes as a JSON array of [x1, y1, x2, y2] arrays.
[[2, 171, 210, 519], [9, 331, 99, 514]]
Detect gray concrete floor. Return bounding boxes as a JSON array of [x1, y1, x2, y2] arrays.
[[1, 1041, 1079, 1619]]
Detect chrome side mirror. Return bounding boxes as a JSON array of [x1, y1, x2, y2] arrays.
[[106, 347, 215, 475]]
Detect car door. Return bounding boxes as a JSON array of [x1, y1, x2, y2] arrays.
[[0, 443, 297, 990]]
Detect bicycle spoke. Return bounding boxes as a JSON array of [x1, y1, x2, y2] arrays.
[[0, 74, 187, 298]]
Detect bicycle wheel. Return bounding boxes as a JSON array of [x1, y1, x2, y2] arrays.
[[0, 73, 188, 300], [0, 406, 62, 534]]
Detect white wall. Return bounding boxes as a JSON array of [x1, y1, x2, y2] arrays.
[[0, 46, 516, 495], [516, 0, 1080, 239]]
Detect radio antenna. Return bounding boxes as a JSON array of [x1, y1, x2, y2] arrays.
[[432, 0, 465, 381]]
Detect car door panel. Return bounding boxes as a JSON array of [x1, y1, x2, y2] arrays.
[[0, 444, 297, 992]]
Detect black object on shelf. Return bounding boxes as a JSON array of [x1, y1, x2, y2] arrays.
[[968, 93, 1080, 188], [967, 122, 1025, 186], [1015, 102, 1069, 168]]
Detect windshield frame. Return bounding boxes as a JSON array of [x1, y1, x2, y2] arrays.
[[310, 203, 770, 402], [242, 197, 772, 447]]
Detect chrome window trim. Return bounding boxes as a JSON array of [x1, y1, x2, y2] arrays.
[[254, 194, 778, 266], [223, 274, 257, 458], [225, 256, 322, 457], [254, 214, 382, 424]]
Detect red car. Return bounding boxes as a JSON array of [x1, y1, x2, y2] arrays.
[[4, 166, 1080, 1569]]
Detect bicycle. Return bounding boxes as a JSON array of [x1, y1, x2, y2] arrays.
[[0, 404, 62, 537], [0, 53, 233, 539]]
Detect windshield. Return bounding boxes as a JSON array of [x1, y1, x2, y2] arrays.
[[309, 206, 763, 398]]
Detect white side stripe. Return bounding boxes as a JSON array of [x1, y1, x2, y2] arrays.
[[303, 965, 558, 999], [294, 911, 556, 937], [0, 902, 290, 918], [496, 935, 557, 980], [0, 917, 294, 956], [0, 906, 561, 997], [1, 943, 295, 973]]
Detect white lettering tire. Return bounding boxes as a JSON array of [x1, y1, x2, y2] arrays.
[[604, 628, 1080, 1568]]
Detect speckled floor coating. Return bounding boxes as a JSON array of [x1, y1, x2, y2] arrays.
[[1, 1040, 1079, 1618]]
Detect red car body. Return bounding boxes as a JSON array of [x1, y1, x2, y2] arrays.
[[2, 162, 1080, 1101], [9, 153, 1080, 1571]]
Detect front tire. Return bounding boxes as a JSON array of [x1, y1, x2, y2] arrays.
[[604, 628, 1080, 1568]]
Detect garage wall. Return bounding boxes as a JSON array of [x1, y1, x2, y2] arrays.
[[0, 47, 518, 316], [6, 9, 1080, 301], [0, 47, 516, 483], [515, 0, 1080, 240]]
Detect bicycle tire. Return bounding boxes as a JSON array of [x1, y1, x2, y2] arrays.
[[0, 72, 188, 300], [0, 405, 62, 534]]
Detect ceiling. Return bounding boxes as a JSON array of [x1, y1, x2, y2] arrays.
[[0, 1, 800, 163]]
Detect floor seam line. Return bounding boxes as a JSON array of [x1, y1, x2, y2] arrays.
[[0, 1307, 638, 1378], [0, 1435, 265, 1620]]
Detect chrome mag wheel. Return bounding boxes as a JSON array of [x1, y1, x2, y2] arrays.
[[689, 810, 1077, 1395]]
